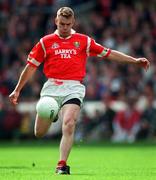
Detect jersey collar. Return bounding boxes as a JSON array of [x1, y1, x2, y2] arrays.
[[54, 29, 76, 39]]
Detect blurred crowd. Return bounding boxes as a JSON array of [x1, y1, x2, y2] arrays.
[[0, 0, 156, 142]]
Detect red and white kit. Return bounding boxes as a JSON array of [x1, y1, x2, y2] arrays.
[[27, 30, 111, 81]]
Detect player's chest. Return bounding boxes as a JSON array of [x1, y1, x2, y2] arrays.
[[46, 40, 85, 59]]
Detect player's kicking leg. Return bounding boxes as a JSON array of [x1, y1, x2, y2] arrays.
[[34, 114, 52, 138], [56, 100, 81, 175]]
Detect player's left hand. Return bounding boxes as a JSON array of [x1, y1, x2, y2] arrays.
[[136, 58, 150, 71]]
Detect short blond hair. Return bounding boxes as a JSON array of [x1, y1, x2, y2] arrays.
[[57, 7, 74, 18]]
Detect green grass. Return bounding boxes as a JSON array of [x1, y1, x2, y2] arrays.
[[0, 141, 156, 180]]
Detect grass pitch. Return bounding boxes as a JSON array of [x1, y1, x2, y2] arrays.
[[0, 141, 156, 180]]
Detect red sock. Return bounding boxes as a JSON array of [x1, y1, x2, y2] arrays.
[[57, 160, 66, 166]]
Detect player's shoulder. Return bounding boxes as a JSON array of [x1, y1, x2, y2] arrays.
[[73, 33, 94, 42], [41, 33, 57, 42], [74, 32, 88, 39]]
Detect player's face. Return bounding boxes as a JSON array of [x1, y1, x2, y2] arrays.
[[55, 16, 74, 37]]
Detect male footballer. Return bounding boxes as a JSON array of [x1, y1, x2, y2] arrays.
[[9, 7, 150, 175]]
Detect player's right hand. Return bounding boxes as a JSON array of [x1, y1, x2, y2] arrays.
[[9, 91, 20, 105]]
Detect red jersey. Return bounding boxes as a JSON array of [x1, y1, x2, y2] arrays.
[[27, 30, 111, 81]]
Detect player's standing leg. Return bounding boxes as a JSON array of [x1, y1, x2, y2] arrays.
[[56, 103, 80, 174]]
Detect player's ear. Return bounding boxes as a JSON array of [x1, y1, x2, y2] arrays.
[[72, 18, 75, 25], [72, 20, 75, 26]]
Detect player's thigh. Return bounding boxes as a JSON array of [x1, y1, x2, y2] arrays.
[[34, 114, 52, 136]]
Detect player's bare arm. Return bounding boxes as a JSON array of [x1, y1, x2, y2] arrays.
[[107, 50, 150, 71], [9, 64, 37, 105]]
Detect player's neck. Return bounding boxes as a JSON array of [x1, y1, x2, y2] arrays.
[[60, 33, 70, 38], [54, 29, 75, 39]]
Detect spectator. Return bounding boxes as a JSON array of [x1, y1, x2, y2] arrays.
[[112, 91, 141, 143], [137, 82, 156, 140], [3, 101, 22, 139]]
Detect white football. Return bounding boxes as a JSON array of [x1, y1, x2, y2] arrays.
[[36, 97, 59, 121]]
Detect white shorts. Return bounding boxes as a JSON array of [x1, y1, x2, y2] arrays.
[[40, 78, 86, 108]]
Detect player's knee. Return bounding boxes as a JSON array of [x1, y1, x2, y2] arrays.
[[63, 118, 76, 135]]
